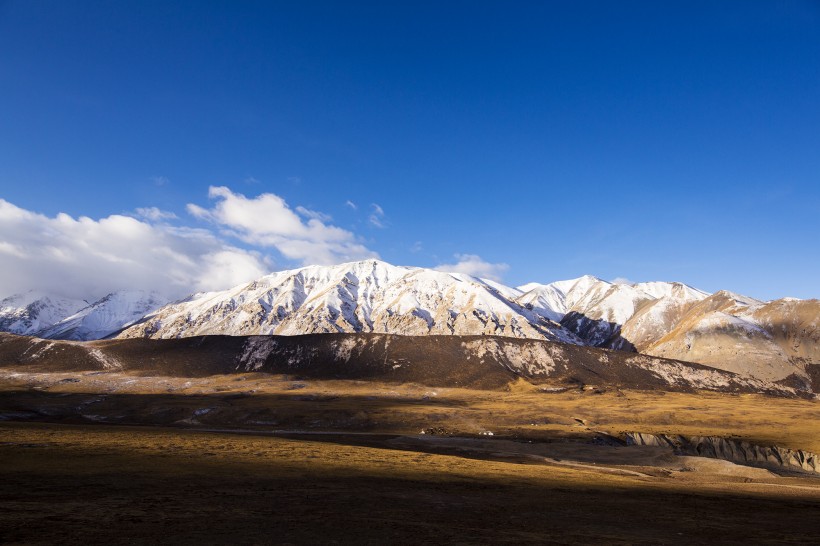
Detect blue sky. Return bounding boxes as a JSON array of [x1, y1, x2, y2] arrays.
[[0, 1, 818, 300]]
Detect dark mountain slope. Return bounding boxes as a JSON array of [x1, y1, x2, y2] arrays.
[[0, 332, 802, 396]]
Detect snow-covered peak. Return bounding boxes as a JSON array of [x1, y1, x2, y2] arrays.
[[38, 290, 167, 340], [515, 283, 566, 322], [0, 291, 87, 336], [516, 282, 543, 293], [118, 260, 581, 343], [2, 260, 775, 352], [633, 281, 709, 302], [712, 290, 763, 307]]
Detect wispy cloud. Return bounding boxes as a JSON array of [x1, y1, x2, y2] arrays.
[[345, 200, 358, 210], [434, 254, 509, 282], [295, 206, 332, 223], [150, 175, 169, 187], [410, 241, 423, 253], [135, 207, 178, 221], [188, 186, 378, 266], [368, 203, 386, 228], [611, 277, 634, 285]]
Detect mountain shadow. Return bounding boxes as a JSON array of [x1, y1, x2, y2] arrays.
[[559, 311, 636, 351]]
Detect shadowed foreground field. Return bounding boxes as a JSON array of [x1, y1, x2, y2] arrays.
[[1, 371, 819, 544], [1, 422, 820, 545]]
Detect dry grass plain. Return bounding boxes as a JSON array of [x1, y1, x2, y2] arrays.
[[1, 370, 819, 544]]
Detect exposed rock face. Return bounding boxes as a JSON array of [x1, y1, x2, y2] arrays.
[[0, 331, 804, 395], [624, 432, 818, 474], [642, 292, 820, 383], [613, 289, 706, 351]]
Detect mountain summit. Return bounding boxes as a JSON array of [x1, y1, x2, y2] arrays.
[[118, 260, 580, 344]]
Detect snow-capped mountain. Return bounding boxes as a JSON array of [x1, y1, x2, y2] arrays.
[[118, 260, 580, 344], [0, 291, 88, 336], [1, 259, 815, 386], [37, 290, 166, 341], [514, 276, 710, 347], [514, 282, 566, 322], [0, 290, 166, 341]]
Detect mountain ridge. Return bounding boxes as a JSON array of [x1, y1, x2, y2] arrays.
[[0, 331, 806, 396], [1, 259, 815, 386]]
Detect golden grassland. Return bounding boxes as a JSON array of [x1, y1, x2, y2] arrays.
[[1, 371, 819, 544], [1, 421, 820, 545], [2, 371, 819, 451]]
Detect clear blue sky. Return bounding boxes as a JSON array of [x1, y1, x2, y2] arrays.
[[1, 1, 818, 300]]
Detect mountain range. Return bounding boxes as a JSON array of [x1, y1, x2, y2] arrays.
[[1, 259, 817, 386]]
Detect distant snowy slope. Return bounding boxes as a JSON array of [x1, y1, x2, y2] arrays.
[[537, 277, 711, 348], [514, 283, 566, 322], [38, 290, 166, 341], [0, 291, 87, 336]]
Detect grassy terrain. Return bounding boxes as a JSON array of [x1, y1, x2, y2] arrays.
[[2, 371, 819, 451], [1, 421, 819, 545], [1, 370, 819, 544]]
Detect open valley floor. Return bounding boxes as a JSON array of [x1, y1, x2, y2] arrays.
[[1, 370, 819, 544]]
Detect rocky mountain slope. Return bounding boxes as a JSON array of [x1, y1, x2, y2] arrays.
[[642, 291, 820, 385], [0, 290, 164, 342], [0, 292, 88, 336], [37, 290, 165, 341], [0, 331, 807, 395], [518, 276, 710, 348], [118, 260, 580, 344], [1, 260, 815, 387]]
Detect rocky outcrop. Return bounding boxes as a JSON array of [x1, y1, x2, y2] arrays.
[[624, 432, 818, 474]]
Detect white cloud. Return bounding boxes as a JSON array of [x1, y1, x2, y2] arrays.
[[0, 199, 269, 300], [135, 207, 178, 221], [0, 241, 25, 258], [295, 206, 332, 223], [611, 277, 634, 285], [345, 200, 358, 210], [150, 176, 169, 187], [187, 186, 378, 265], [368, 203, 386, 228], [410, 241, 423, 253], [434, 254, 509, 282]]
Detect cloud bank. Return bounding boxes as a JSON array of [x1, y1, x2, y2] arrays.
[[435, 254, 509, 282], [0, 198, 269, 300]]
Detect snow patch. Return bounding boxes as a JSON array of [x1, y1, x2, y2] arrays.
[[237, 336, 277, 371]]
